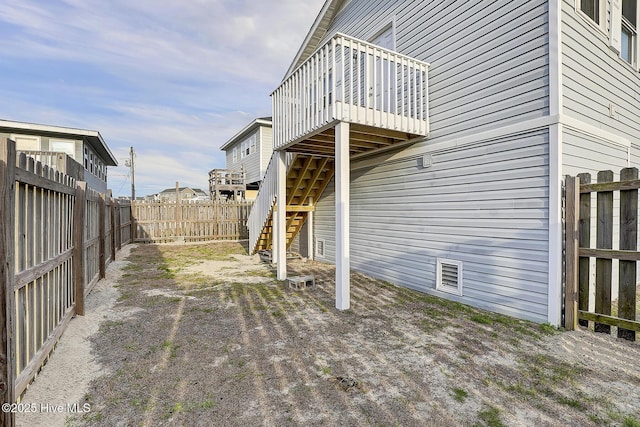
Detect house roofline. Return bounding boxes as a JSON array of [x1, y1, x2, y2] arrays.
[[283, 0, 347, 79], [220, 117, 272, 151], [0, 118, 118, 166]]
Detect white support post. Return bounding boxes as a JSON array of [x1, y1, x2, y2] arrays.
[[275, 150, 287, 280], [307, 197, 314, 260], [335, 122, 350, 310]]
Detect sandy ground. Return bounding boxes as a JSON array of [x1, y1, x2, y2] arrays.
[[14, 242, 640, 426], [16, 245, 132, 427]]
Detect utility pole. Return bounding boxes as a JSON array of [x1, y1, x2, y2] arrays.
[[130, 146, 135, 201]]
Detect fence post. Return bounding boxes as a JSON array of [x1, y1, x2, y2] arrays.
[[0, 139, 16, 425], [618, 167, 638, 341], [73, 182, 87, 316], [129, 201, 135, 244], [577, 173, 591, 327], [564, 175, 579, 330], [99, 193, 106, 279], [108, 192, 116, 261], [115, 201, 122, 250], [595, 170, 613, 334]]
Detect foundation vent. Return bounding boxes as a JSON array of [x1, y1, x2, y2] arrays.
[[436, 258, 463, 296]]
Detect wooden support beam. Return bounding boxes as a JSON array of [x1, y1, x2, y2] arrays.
[[286, 205, 315, 212], [298, 158, 331, 204], [287, 156, 315, 205], [0, 138, 16, 425]]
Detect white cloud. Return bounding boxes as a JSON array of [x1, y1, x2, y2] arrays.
[[0, 0, 326, 197]]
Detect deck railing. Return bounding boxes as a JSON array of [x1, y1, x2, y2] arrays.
[[272, 32, 430, 150], [248, 152, 294, 253]]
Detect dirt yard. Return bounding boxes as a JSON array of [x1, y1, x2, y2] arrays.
[[19, 242, 640, 426]]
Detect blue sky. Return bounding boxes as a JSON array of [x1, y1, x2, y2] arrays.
[[0, 0, 325, 197]]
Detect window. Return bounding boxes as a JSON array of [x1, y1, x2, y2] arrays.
[[621, 0, 637, 64], [580, 0, 600, 24], [249, 134, 257, 155], [84, 146, 88, 169], [233, 147, 238, 163], [50, 139, 75, 158]]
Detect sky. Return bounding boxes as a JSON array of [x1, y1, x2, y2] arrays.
[[0, 0, 325, 197]]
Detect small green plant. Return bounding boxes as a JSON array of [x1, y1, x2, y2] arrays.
[[624, 416, 640, 427], [477, 406, 506, 427], [539, 322, 558, 335], [557, 396, 585, 409], [470, 314, 493, 325], [453, 387, 468, 402]]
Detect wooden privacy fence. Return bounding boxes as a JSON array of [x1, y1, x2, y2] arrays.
[[0, 139, 132, 424], [133, 199, 252, 243], [565, 167, 639, 341]]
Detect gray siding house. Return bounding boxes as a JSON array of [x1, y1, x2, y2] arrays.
[[248, 0, 640, 326], [220, 117, 273, 197], [0, 119, 118, 193]]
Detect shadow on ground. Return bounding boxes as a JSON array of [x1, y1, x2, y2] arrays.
[[67, 242, 640, 427]]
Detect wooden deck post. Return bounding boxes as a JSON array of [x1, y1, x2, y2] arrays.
[[335, 122, 350, 310], [564, 175, 579, 330], [0, 139, 16, 425], [275, 150, 287, 280], [618, 167, 638, 341], [595, 171, 613, 334], [73, 182, 87, 316]]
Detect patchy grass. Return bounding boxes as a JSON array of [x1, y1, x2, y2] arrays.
[[68, 243, 640, 427]]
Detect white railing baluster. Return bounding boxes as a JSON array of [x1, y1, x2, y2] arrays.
[[270, 32, 429, 149]]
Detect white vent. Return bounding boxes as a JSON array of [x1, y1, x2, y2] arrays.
[[315, 239, 325, 258], [436, 258, 463, 296]]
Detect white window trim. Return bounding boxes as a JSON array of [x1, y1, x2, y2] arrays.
[[619, 0, 639, 69], [436, 258, 463, 296], [575, 0, 606, 34]]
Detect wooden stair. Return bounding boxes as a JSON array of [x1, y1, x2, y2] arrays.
[[253, 154, 334, 252]]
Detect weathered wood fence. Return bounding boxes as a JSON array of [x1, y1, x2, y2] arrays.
[[0, 139, 133, 424], [133, 199, 251, 243], [565, 167, 639, 341]]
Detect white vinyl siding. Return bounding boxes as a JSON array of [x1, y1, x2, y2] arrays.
[[318, 0, 549, 142], [226, 130, 261, 184], [314, 131, 551, 322], [562, 0, 640, 146], [260, 126, 274, 179]]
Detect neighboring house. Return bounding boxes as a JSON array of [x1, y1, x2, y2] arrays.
[[248, 0, 640, 326], [0, 119, 118, 193], [158, 187, 209, 202], [217, 117, 273, 200]]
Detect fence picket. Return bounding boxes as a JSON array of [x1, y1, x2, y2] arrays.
[[595, 171, 614, 334], [618, 167, 638, 341]]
